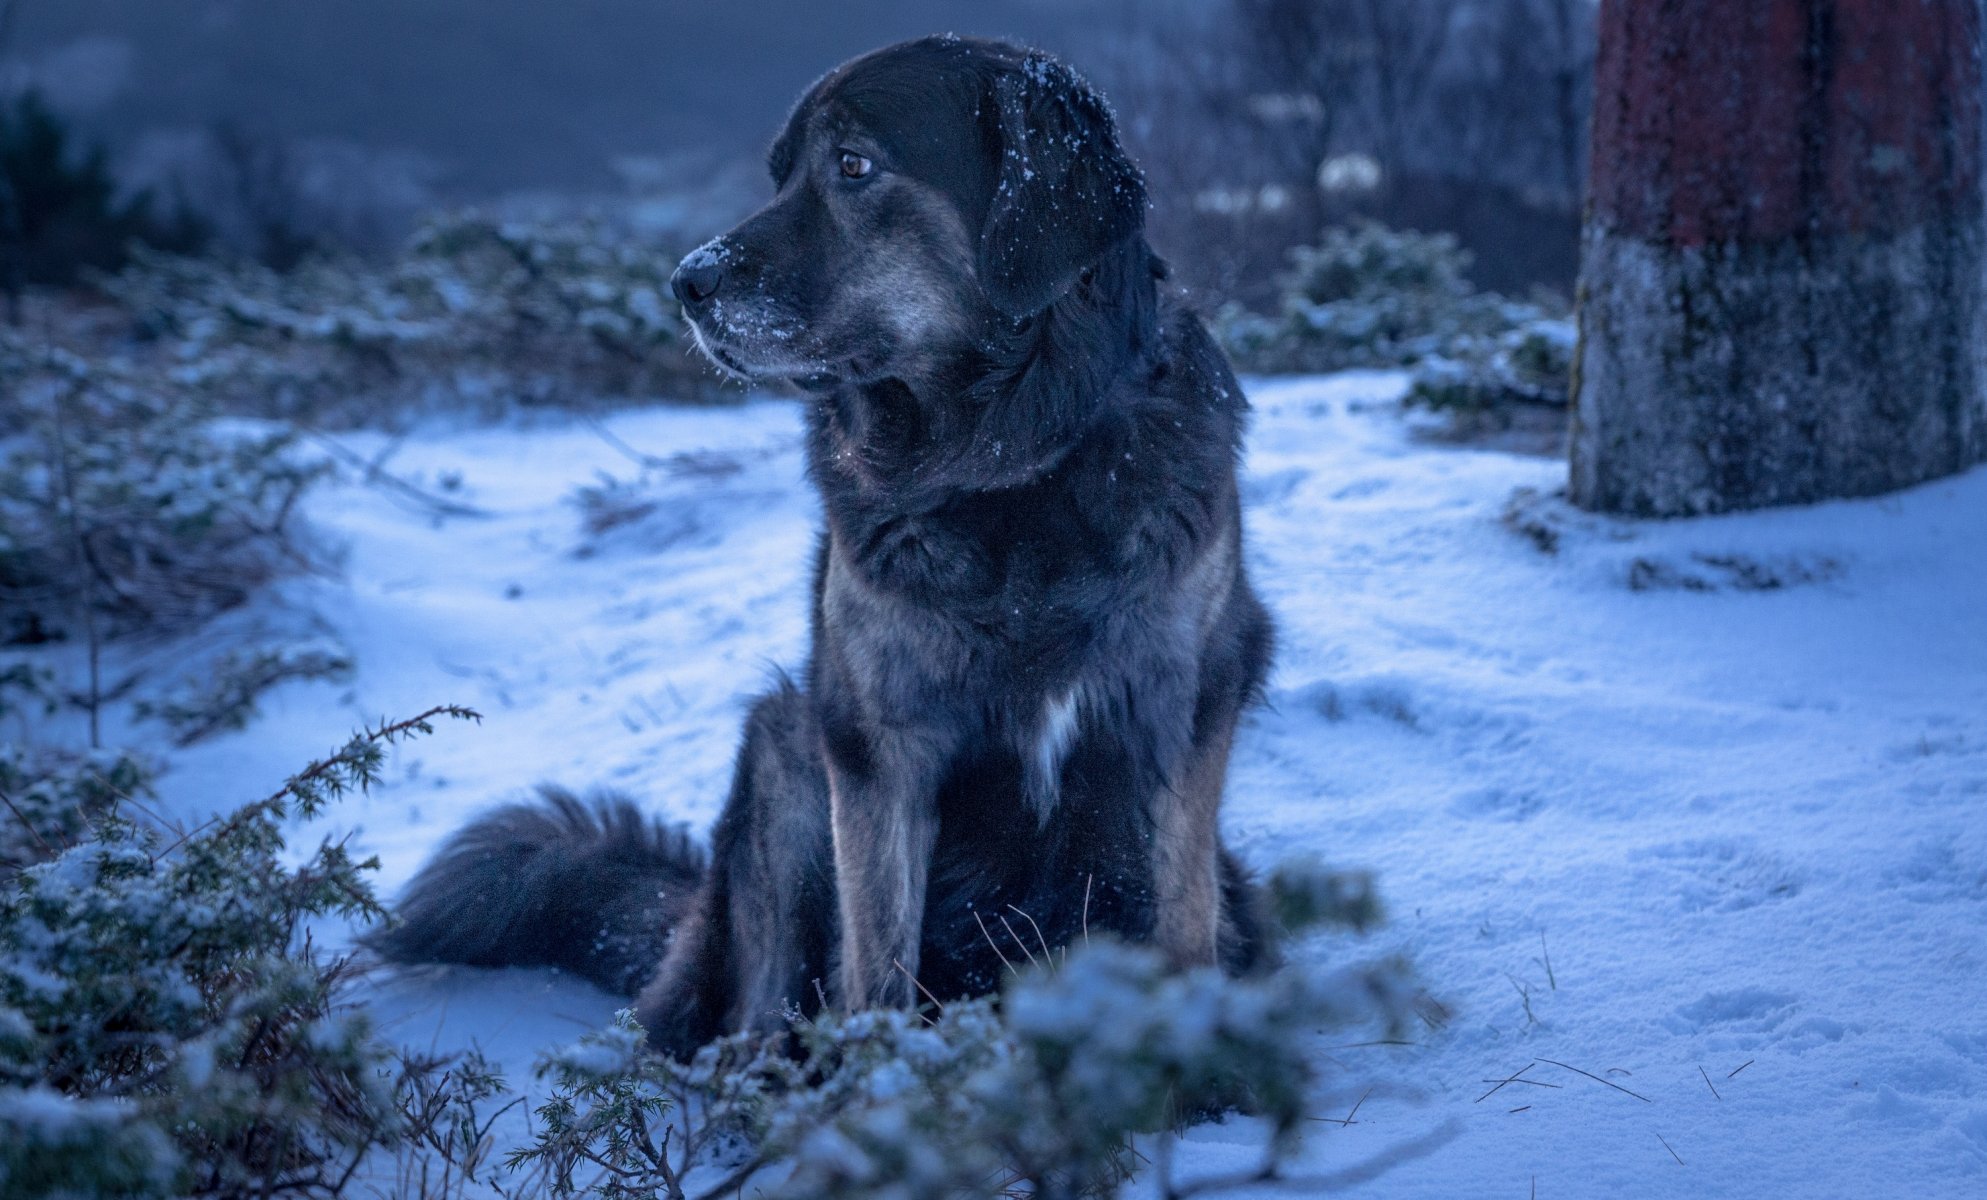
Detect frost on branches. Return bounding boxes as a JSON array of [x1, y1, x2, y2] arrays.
[[96, 210, 715, 420], [0, 699, 1423, 1199], [0, 706, 483, 1199], [512, 862, 1423, 1200]]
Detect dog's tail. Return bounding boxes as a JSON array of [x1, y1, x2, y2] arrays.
[[370, 785, 705, 997]]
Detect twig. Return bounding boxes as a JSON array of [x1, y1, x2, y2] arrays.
[[1168, 1119, 1460, 1197], [1727, 1059, 1754, 1079], [1476, 1061, 1537, 1104], [0, 786, 57, 858], [307, 431, 492, 518], [1509, 1105, 1531, 1113], [1655, 1132, 1684, 1165], [688, 1155, 771, 1200], [1306, 1086, 1373, 1127], [1698, 1065, 1720, 1100], [1506, 972, 1538, 1027], [1536, 1058, 1652, 1103], [579, 413, 668, 469], [1328, 1039, 1419, 1050], [167, 705, 480, 853]]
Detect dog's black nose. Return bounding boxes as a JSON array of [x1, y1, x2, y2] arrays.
[[671, 258, 723, 307]]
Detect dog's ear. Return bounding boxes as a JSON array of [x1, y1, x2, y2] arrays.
[[978, 55, 1147, 318]]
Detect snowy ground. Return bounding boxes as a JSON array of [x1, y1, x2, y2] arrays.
[[138, 372, 1987, 1197]]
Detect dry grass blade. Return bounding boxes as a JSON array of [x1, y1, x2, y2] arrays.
[[1656, 1132, 1684, 1165], [998, 914, 1041, 969], [1081, 873, 1094, 945], [893, 958, 944, 1023], [1699, 1065, 1721, 1099], [974, 909, 1017, 975], [1727, 1058, 1755, 1079], [1006, 904, 1053, 965]]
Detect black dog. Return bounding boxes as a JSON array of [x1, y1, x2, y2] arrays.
[[377, 35, 1276, 1058]]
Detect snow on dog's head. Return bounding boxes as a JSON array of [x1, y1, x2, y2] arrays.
[[668, 36, 1147, 398]]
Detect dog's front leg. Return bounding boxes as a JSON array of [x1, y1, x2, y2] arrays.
[[1152, 723, 1234, 971], [823, 729, 945, 1010]]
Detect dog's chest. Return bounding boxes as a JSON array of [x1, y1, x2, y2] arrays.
[[823, 515, 1121, 790]]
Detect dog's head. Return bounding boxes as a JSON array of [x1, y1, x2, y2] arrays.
[[670, 36, 1147, 392]]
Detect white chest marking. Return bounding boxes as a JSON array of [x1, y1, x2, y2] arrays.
[[1026, 688, 1083, 821]]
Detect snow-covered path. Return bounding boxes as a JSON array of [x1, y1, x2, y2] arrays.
[[153, 373, 1987, 1198]]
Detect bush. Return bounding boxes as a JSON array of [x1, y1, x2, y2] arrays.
[[1404, 317, 1576, 414], [1216, 221, 1559, 376], [0, 743, 157, 870], [0, 701, 1422, 1197], [95, 209, 722, 422], [0, 335, 328, 643], [0, 706, 482, 1199], [508, 860, 1417, 1200]]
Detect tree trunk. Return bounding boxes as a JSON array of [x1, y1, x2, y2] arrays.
[[1570, 0, 1984, 516]]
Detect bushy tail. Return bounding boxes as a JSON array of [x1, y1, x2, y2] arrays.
[[371, 785, 705, 997]]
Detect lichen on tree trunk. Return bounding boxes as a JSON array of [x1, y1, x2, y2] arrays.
[[1571, 0, 1985, 516]]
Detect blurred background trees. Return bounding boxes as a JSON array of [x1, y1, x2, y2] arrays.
[[1071, 0, 1595, 307], [0, 0, 1596, 306], [5, 0, 1977, 513]]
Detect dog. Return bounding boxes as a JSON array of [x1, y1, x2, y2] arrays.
[[376, 35, 1277, 1058]]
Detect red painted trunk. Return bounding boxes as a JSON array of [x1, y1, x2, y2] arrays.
[[1572, 0, 1985, 515]]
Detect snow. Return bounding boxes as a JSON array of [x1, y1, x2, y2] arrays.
[[141, 371, 1987, 1197]]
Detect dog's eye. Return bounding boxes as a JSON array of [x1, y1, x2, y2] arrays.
[[838, 151, 874, 180]]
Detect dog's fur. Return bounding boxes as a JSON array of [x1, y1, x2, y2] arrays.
[[376, 36, 1276, 1058]]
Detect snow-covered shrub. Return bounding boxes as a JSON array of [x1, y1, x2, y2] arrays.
[[0, 338, 328, 643], [0, 706, 480, 1199], [1404, 317, 1576, 413], [1217, 221, 1560, 376], [0, 744, 157, 869], [96, 208, 716, 421], [510, 859, 1415, 1200]]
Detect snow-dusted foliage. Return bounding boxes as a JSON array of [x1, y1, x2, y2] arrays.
[[0, 707, 480, 1199], [0, 743, 156, 870], [97, 209, 715, 421], [0, 330, 327, 643], [1218, 222, 1569, 395], [0, 682, 1408, 1198], [1404, 317, 1576, 413], [511, 859, 1413, 1200]]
